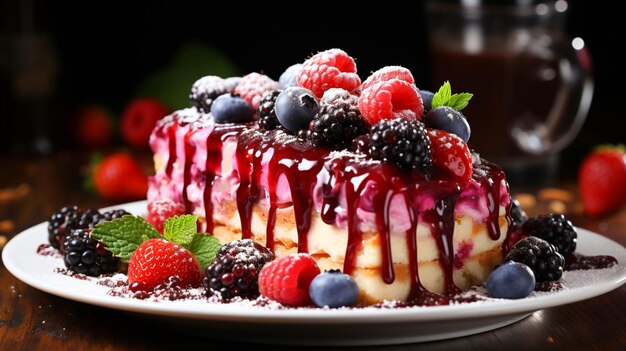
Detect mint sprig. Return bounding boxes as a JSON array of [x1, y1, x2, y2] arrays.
[[91, 215, 160, 262], [92, 214, 221, 270], [431, 81, 473, 111]]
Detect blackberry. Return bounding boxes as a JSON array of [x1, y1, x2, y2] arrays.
[[63, 229, 119, 276], [100, 209, 131, 221], [189, 76, 232, 113], [509, 198, 528, 229], [48, 206, 130, 252], [522, 214, 577, 255], [368, 118, 432, 172], [505, 236, 564, 282], [258, 90, 281, 131], [309, 103, 369, 149], [203, 239, 274, 300], [48, 206, 81, 250]]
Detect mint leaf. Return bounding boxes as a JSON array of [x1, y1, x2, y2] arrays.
[[431, 81, 452, 109], [431, 81, 473, 110], [188, 234, 221, 270], [447, 92, 473, 111], [163, 215, 198, 246], [91, 215, 160, 262]]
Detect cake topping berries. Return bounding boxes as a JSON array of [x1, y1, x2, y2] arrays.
[[308, 102, 369, 149], [234, 72, 280, 110], [203, 239, 275, 300], [279, 63, 303, 89], [358, 78, 424, 125], [258, 90, 282, 131], [146, 199, 186, 234], [361, 65, 415, 91], [190, 75, 234, 113], [297, 48, 361, 98], [258, 253, 321, 307], [368, 118, 432, 172], [486, 261, 535, 299], [427, 129, 473, 188], [422, 82, 473, 142], [505, 236, 565, 282], [309, 270, 359, 308], [522, 213, 577, 255], [275, 86, 320, 133], [210, 93, 256, 124]]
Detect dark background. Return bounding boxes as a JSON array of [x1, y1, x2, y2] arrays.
[[1, 1, 623, 175]]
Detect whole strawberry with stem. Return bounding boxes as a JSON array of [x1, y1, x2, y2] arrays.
[[579, 145, 626, 216], [91, 214, 221, 294]]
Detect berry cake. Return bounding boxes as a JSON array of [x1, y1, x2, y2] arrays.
[[147, 49, 512, 305]]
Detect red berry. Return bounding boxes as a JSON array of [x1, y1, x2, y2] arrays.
[[427, 129, 473, 188], [93, 152, 148, 201], [258, 253, 321, 307], [358, 79, 424, 125], [579, 146, 626, 216], [297, 49, 361, 98], [361, 66, 414, 91], [121, 98, 170, 149], [146, 199, 186, 234], [128, 238, 203, 292], [233, 73, 279, 110], [73, 106, 114, 147]]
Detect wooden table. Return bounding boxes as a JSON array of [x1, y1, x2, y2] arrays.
[[1, 151, 625, 350]]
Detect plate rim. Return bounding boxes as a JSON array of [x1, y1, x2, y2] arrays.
[[3, 200, 626, 325]]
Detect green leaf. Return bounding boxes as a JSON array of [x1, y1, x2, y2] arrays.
[[187, 234, 221, 270], [163, 215, 198, 246], [91, 215, 160, 262], [431, 81, 452, 109], [447, 93, 473, 111]]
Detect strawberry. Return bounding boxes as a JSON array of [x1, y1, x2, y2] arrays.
[[146, 199, 186, 234], [127, 238, 203, 292], [92, 152, 148, 201], [73, 106, 113, 147], [258, 253, 320, 307], [121, 98, 170, 149], [427, 129, 473, 188], [578, 145, 626, 216]]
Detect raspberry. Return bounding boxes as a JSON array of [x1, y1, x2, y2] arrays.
[[522, 214, 577, 255], [234, 73, 279, 110], [258, 253, 321, 307], [368, 118, 432, 172], [361, 66, 415, 91], [320, 88, 358, 107], [427, 129, 473, 188], [258, 90, 281, 131], [63, 229, 119, 276], [203, 239, 275, 300], [308, 102, 369, 149], [505, 236, 564, 282], [189, 76, 233, 113], [297, 49, 361, 98], [358, 79, 424, 125], [146, 199, 186, 234]]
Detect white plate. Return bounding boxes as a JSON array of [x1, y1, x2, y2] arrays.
[[3, 201, 626, 346]]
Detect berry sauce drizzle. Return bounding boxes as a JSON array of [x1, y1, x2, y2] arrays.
[[163, 116, 511, 304]]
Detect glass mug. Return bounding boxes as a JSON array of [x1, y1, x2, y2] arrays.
[[426, 0, 593, 186]]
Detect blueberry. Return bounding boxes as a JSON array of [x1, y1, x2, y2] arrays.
[[309, 270, 359, 308], [420, 90, 434, 112], [423, 106, 471, 142], [279, 63, 303, 89], [210, 94, 256, 124], [275, 87, 319, 133], [486, 261, 535, 299]]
